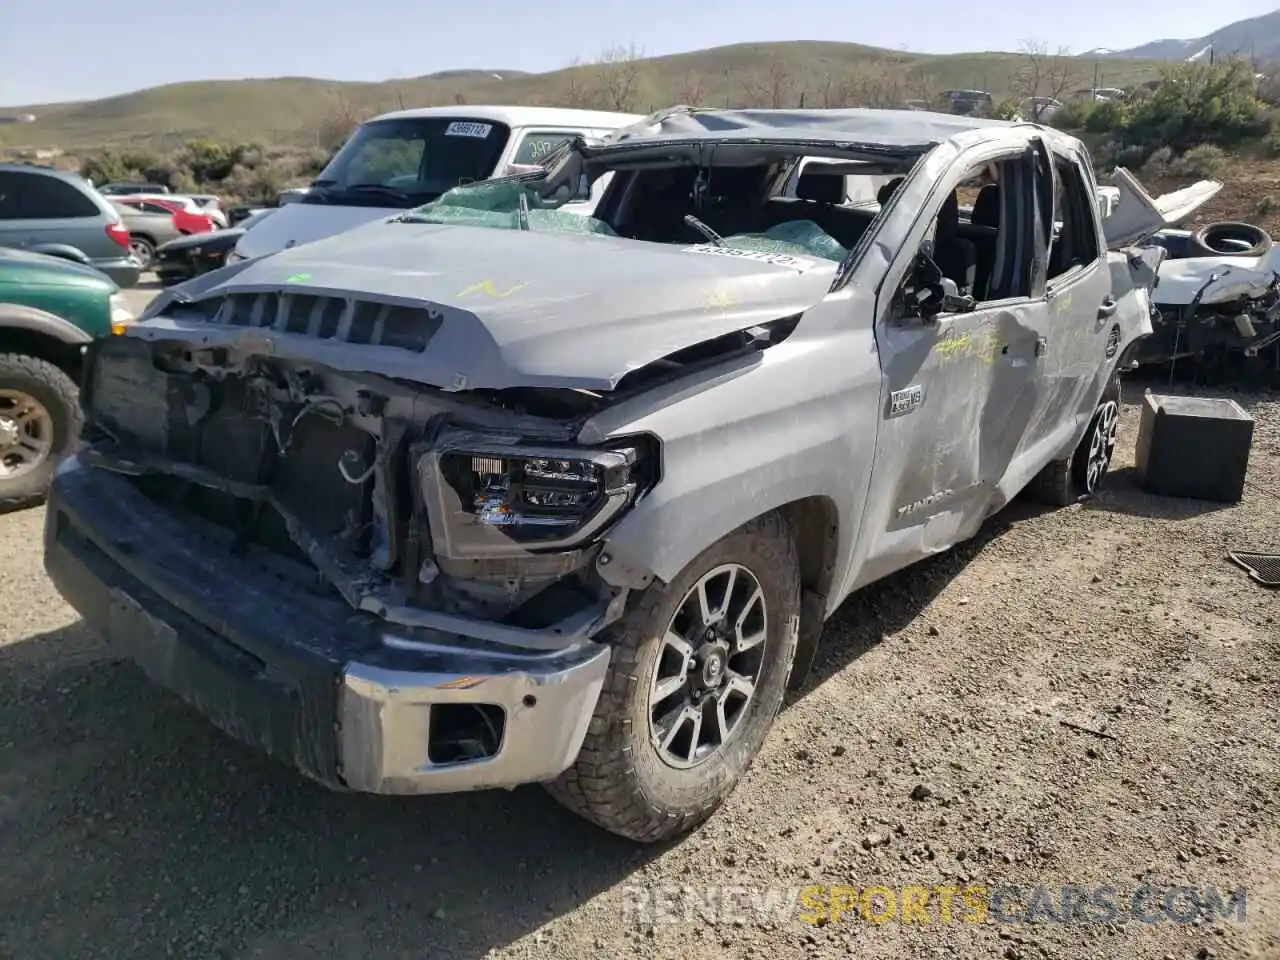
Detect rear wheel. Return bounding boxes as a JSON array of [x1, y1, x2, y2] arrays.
[[129, 236, 155, 269], [544, 513, 800, 843], [1028, 375, 1121, 506], [0, 353, 81, 511]]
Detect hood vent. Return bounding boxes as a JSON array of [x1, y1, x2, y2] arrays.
[[167, 292, 443, 353]]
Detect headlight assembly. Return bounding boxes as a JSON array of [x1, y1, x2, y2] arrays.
[[108, 292, 135, 335], [417, 432, 654, 559]]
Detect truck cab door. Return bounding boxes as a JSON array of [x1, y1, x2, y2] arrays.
[[1016, 140, 1119, 471], [852, 145, 1043, 589]]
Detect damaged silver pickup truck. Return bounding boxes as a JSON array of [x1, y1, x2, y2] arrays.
[[43, 107, 1213, 843]]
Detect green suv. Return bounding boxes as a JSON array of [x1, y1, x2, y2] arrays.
[[0, 246, 134, 508]]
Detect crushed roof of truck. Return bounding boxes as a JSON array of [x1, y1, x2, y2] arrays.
[[593, 105, 1081, 158]]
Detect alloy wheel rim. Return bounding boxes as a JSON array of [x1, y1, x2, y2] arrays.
[[0, 389, 54, 480], [648, 563, 768, 770], [1085, 400, 1119, 493]]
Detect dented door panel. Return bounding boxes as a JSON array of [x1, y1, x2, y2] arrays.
[[853, 301, 1038, 589]]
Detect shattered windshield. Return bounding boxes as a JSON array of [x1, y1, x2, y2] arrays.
[[399, 180, 621, 236], [397, 172, 857, 264]]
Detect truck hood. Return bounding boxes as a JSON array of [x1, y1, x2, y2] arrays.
[[1102, 168, 1222, 249], [0, 245, 118, 290], [232, 201, 401, 260], [137, 220, 838, 392]]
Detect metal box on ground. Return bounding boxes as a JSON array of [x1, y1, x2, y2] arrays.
[[1134, 393, 1254, 503]]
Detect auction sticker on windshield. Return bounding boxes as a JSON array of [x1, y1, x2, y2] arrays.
[[446, 121, 495, 138], [681, 244, 813, 269]]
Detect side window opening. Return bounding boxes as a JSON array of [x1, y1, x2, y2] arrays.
[[1046, 156, 1101, 282], [891, 154, 1029, 322]]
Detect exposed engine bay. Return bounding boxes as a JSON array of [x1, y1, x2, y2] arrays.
[[79, 334, 668, 638], [1140, 220, 1280, 384]]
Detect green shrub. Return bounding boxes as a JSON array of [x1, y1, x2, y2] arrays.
[[1144, 146, 1175, 177], [1127, 60, 1267, 152], [1083, 98, 1128, 134], [1048, 100, 1092, 131], [1173, 143, 1228, 178]]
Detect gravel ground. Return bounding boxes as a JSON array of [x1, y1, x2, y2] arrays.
[[1, 380, 1277, 960]]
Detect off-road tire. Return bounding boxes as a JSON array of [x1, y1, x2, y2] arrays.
[[544, 512, 800, 843], [1188, 221, 1273, 259], [0, 352, 81, 511], [1027, 374, 1121, 507]]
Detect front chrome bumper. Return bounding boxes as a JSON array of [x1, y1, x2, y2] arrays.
[[338, 652, 608, 794], [44, 455, 610, 795]]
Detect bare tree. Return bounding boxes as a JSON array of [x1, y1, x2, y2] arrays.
[[314, 93, 364, 152], [558, 57, 595, 109], [907, 68, 939, 108], [675, 71, 708, 107], [838, 67, 903, 109], [817, 70, 841, 108], [719, 65, 737, 107], [745, 53, 794, 108], [593, 43, 646, 112], [1016, 40, 1080, 120]]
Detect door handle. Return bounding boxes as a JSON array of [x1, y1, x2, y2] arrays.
[[1097, 297, 1118, 320]]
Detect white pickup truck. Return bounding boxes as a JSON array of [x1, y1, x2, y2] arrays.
[[231, 105, 643, 262]]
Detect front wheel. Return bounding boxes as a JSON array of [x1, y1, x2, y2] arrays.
[[0, 353, 82, 511], [544, 512, 800, 843]]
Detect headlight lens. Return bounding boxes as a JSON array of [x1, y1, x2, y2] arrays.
[[108, 292, 135, 335], [418, 435, 651, 558]]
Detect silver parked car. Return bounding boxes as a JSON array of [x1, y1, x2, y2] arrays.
[[43, 107, 1215, 843], [107, 199, 182, 268]]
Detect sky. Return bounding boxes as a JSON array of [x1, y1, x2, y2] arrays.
[[1, 0, 1277, 107]]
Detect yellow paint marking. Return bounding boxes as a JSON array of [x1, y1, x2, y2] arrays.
[[974, 332, 1002, 364], [706, 288, 736, 315], [456, 279, 529, 299], [934, 333, 972, 357]]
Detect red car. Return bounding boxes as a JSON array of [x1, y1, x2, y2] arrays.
[[111, 196, 215, 235]]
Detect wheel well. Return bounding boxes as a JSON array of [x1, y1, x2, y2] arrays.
[[0, 327, 85, 386], [778, 496, 839, 599], [131, 233, 156, 246], [777, 496, 839, 690]]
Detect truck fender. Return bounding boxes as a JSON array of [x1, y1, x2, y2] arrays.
[[0, 303, 94, 346]]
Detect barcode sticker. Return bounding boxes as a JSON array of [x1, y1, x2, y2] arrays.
[[445, 121, 494, 138]]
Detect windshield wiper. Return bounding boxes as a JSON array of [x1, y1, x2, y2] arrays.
[[340, 183, 412, 201], [684, 214, 724, 246]]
